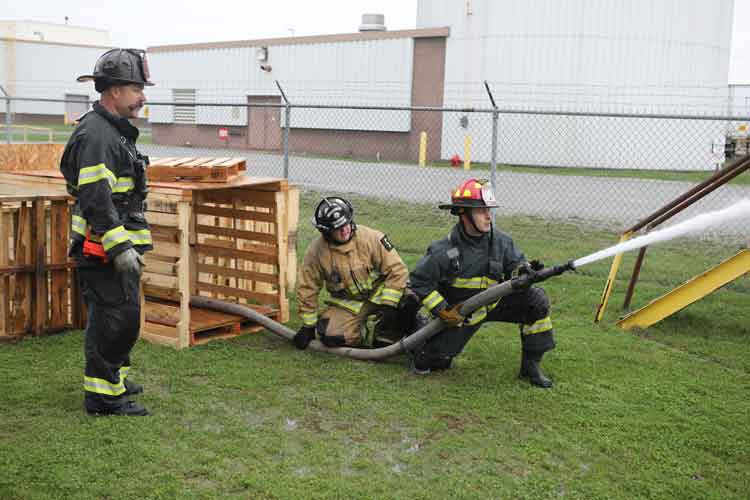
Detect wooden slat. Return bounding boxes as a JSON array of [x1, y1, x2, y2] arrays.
[[143, 283, 181, 302], [196, 224, 277, 244], [197, 263, 279, 285], [142, 273, 178, 290], [162, 157, 196, 167], [13, 204, 32, 334], [285, 187, 300, 291], [179, 157, 215, 167], [201, 157, 233, 167], [148, 157, 180, 166], [0, 210, 8, 336], [49, 201, 69, 329], [195, 282, 279, 305], [144, 259, 178, 277], [150, 223, 181, 244], [194, 204, 276, 223], [196, 244, 278, 265]]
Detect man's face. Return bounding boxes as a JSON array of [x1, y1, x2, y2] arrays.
[[462, 207, 492, 235], [111, 83, 146, 119], [331, 223, 353, 243]]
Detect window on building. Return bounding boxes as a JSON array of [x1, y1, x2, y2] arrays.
[[173, 89, 196, 124]]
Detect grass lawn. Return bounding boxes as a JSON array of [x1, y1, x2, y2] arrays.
[[0, 123, 153, 145], [0, 192, 748, 499]]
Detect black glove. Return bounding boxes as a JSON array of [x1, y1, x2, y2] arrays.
[[319, 334, 346, 347], [529, 259, 544, 271], [378, 306, 400, 329], [518, 259, 544, 276], [293, 326, 315, 350]]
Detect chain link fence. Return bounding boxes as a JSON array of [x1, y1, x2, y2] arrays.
[[2, 95, 749, 248]]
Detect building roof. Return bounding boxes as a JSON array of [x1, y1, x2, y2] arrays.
[[148, 27, 450, 53]]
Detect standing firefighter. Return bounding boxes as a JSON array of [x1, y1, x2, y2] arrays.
[[293, 197, 418, 349], [409, 179, 557, 387], [61, 49, 154, 415]]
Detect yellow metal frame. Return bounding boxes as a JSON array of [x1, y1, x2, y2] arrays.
[[594, 231, 632, 323], [617, 249, 750, 330]]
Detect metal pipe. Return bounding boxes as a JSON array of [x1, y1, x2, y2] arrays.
[[625, 154, 750, 234], [647, 160, 750, 229], [189, 261, 575, 361], [623, 246, 648, 309]]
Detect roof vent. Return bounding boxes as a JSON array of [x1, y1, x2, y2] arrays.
[[359, 13, 386, 32]]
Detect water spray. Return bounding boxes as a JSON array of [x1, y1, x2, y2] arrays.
[[573, 199, 750, 269]]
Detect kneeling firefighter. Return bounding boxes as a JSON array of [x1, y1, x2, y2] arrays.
[[409, 179, 557, 387], [61, 48, 154, 415], [293, 197, 420, 349]]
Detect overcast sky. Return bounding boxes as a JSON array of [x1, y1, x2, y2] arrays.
[[5, 0, 750, 83]]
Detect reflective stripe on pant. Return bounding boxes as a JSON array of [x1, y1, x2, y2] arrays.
[[415, 286, 555, 367], [79, 264, 141, 403], [318, 301, 381, 347]]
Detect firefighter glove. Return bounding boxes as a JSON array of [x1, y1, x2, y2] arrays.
[[518, 259, 544, 276], [378, 306, 400, 328], [293, 326, 316, 350], [437, 303, 465, 327], [114, 248, 144, 275]]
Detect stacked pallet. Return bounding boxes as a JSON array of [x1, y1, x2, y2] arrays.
[[148, 157, 247, 183], [0, 194, 85, 340]]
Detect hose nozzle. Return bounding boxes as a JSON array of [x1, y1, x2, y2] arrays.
[[512, 260, 576, 289]]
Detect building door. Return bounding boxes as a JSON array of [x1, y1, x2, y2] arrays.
[[64, 94, 89, 124], [247, 96, 282, 150]]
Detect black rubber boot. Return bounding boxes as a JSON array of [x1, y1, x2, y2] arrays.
[[124, 379, 143, 396], [86, 399, 149, 416], [518, 350, 553, 388]]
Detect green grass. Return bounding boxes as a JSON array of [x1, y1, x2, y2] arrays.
[[1, 193, 748, 499], [0, 123, 153, 144]]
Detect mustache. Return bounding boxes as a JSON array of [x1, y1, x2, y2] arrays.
[[128, 102, 145, 111]]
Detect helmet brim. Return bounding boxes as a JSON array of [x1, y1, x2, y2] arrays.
[[438, 201, 499, 210], [76, 74, 155, 86]]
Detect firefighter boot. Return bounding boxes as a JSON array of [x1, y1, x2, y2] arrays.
[[124, 379, 143, 396], [519, 350, 553, 388], [85, 398, 149, 416]]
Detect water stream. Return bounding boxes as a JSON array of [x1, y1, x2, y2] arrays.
[[572, 199, 750, 268]]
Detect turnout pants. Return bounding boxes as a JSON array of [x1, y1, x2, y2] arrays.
[[317, 292, 421, 347], [78, 264, 141, 409], [414, 287, 555, 369]]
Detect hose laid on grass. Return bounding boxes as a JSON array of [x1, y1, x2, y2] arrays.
[[190, 261, 575, 361]]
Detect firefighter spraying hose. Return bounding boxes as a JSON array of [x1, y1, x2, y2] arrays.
[[192, 197, 750, 363], [190, 259, 576, 361]]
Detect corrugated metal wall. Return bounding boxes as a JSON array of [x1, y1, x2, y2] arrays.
[[148, 37, 414, 132], [0, 40, 102, 115], [418, 0, 735, 170]]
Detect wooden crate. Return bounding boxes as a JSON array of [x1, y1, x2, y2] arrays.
[[0, 169, 299, 349], [0, 194, 85, 340], [148, 157, 247, 183]]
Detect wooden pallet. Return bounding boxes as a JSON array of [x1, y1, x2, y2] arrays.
[[144, 299, 278, 346], [148, 157, 247, 183], [0, 194, 85, 340]]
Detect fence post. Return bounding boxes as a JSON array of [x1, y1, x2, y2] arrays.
[[275, 80, 291, 180], [0, 86, 10, 145], [4, 98, 9, 145], [485, 81, 499, 220], [283, 105, 291, 179]]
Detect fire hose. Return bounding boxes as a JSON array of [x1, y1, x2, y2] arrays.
[[190, 261, 576, 361]]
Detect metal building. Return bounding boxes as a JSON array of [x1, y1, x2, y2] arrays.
[[147, 27, 449, 159], [0, 21, 111, 123], [418, 0, 736, 170]]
